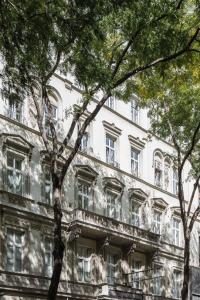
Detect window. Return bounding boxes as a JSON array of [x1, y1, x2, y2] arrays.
[[106, 135, 115, 165], [131, 99, 139, 124], [45, 104, 57, 136], [173, 169, 178, 195], [172, 218, 180, 246], [172, 270, 181, 299], [131, 147, 140, 176], [6, 229, 23, 272], [78, 180, 90, 210], [8, 94, 22, 122], [107, 253, 118, 284], [107, 191, 121, 220], [132, 260, 141, 289], [164, 159, 170, 191], [154, 153, 163, 187], [77, 245, 92, 282], [106, 96, 115, 109], [131, 201, 140, 227], [7, 152, 23, 195], [153, 267, 162, 295], [80, 132, 89, 151], [153, 210, 162, 234], [44, 237, 53, 277]]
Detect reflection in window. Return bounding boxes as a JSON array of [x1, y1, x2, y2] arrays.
[[7, 152, 23, 195], [132, 260, 141, 289], [153, 210, 162, 234], [131, 201, 140, 227], [8, 94, 22, 122], [154, 153, 162, 188], [107, 253, 118, 284], [78, 180, 90, 210], [172, 218, 180, 246], [131, 147, 140, 176], [107, 191, 121, 220], [44, 237, 53, 277], [77, 246, 92, 282], [106, 135, 115, 165], [6, 229, 23, 272], [172, 270, 181, 299]]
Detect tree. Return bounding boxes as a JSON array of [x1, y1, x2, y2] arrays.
[[0, 1, 200, 299], [138, 64, 200, 300]]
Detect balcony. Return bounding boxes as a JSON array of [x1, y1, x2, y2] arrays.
[[99, 283, 143, 300], [68, 208, 160, 251]]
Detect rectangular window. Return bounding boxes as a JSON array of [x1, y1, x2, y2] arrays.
[[77, 245, 92, 282], [173, 169, 178, 195], [107, 191, 121, 220], [107, 253, 118, 284], [131, 201, 140, 227], [6, 229, 23, 272], [132, 260, 141, 289], [78, 180, 90, 210], [131, 148, 140, 176], [44, 237, 53, 277], [80, 132, 89, 151], [172, 270, 181, 299], [106, 135, 115, 165], [131, 100, 139, 124], [153, 210, 162, 234], [8, 96, 22, 122], [45, 104, 57, 136], [153, 267, 162, 295], [7, 152, 23, 195], [172, 218, 180, 246], [106, 96, 115, 109]]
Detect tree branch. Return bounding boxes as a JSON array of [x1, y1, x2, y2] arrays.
[[187, 175, 200, 218], [180, 120, 200, 172], [113, 27, 200, 89], [43, 50, 61, 85]]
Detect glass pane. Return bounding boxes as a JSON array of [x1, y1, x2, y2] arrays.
[[7, 155, 14, 167]]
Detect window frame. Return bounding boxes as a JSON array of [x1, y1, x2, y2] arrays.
[[106, 134, 116, 165], [153, 209, 162, 235], [172, 217, 180, 247], [44, 236, 53, 277], [6, 228, 24, 273], [172, 270, 181, 299], [76, 244, 92, 283], [131, 99, 139, 124], [131, 147, 140, 177]]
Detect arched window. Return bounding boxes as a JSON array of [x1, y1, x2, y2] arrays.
[[154, 152, 163, 188]]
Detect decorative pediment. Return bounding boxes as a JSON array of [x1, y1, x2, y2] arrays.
[[128, 135, 145, 150], [129, 188, 148, 202], [1, 133, 34, 159], [171, 206, 181, 217], [74, 164, 98, 181], [152, 198, 168, 210], [103, 121, 122, 138], [103, 177, 125, 192]]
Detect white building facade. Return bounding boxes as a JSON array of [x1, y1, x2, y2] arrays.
[[0, 74, 200, 300]]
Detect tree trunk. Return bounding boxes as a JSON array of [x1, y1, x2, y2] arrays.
[[181, 237, 190, 300], [47, 184, 65, 300]]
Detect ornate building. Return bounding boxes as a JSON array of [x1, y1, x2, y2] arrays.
[[0, 74, 199, 299]]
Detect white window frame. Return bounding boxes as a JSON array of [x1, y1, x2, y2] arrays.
[[132, 259, 141, 289], [6, 228, 24, 273], [44, 236, 53, 277], [106, 135, 115, 165], [153, 210, 162, 235], [172, 217, 180, 247], [77, 179, 91, 210], [164, 160, 171, 191], [153, 266, 162, 295], [173, 169, 178, 195], [131, 201, 140, 227], [107, 253, 118, 284], [131, 99, 139, 124], [77, 245, 92, 282], [106, 96, 115, 109], [154, 156, 163, 188], [131, 147, 140, 177], [45, 104, 58, 136], [7, 151, 24, 195], [8, 95, 23, 122], [106, 190, 121, 220], [172, 270, 181, 299]]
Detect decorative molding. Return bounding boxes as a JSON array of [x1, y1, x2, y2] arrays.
[[152, 197, 168, 210], [171, 206, 181, 217], [103, 177, 124, 192], [103, 121, 122, 138], [129, 188, 148, 202], [74, 164, 98, 182], [128, 135, 145, 150], [0, 133, 34, 160]]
